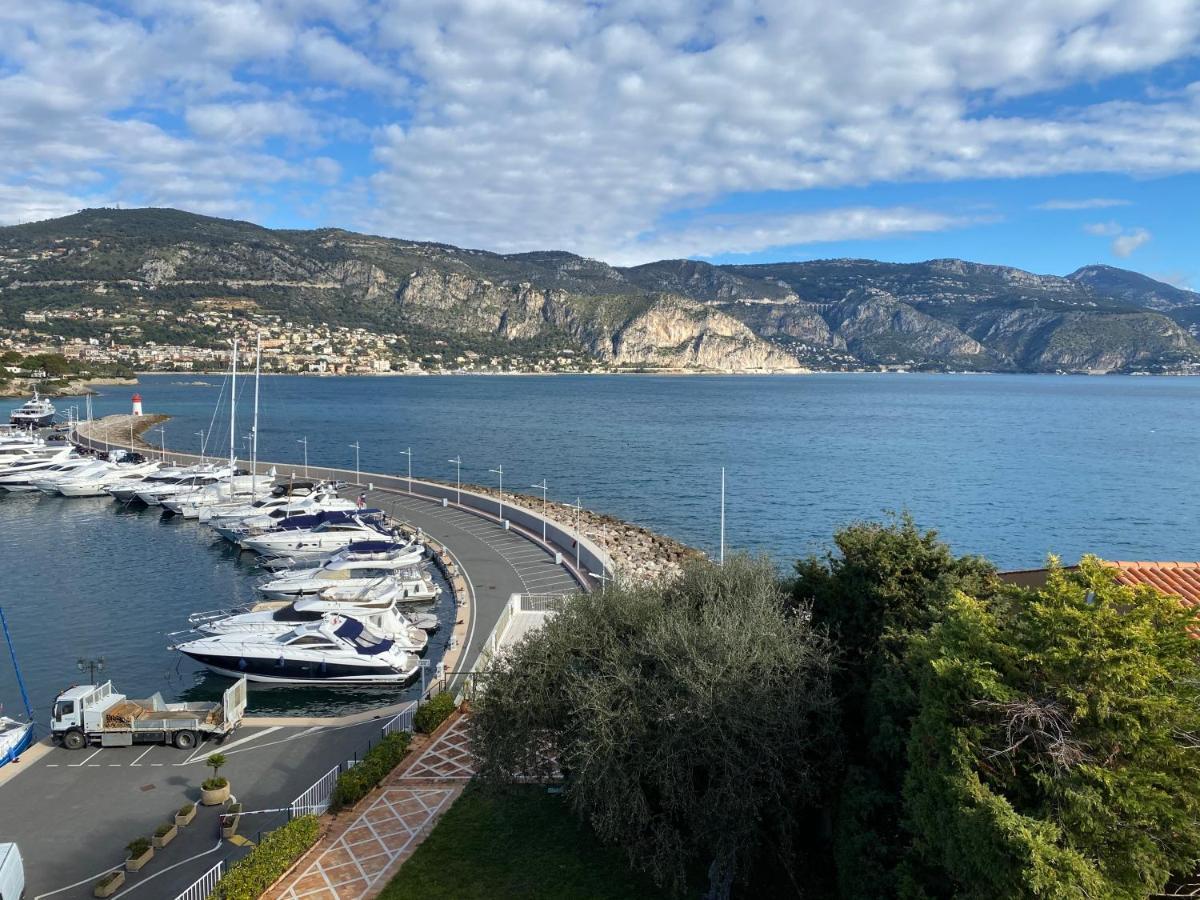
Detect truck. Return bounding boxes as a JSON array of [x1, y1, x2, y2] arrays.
[[50, 678, 246, 750]]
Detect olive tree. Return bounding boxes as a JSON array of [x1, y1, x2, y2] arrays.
[[471, 555, 837, 898]]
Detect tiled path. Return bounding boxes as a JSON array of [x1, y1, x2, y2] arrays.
[[267, 713, 476, 900]]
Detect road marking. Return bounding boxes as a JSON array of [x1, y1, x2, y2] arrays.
[[34, 864, 124, 899], [108, 763, 121, 767], [69, 748, 102, 767], [107, 838, 223, 899], [45, 763, 58, 767], [151, 762, 164, 767], [178, 725, 283, 764], [129, 746, 154, 767]]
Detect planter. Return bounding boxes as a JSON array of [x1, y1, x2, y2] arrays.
[[175, 806, 196, 827], [125, 846, 154, 872], [221, 803, 243, 839], [153, 824, 177, 849], [201, 783, 230, 806], [93, 871, 124, 898]]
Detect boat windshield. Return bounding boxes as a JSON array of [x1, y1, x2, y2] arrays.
[[333, 618, 394, 655]]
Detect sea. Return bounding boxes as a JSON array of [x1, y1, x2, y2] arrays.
[[1, 372, 1196, 716]]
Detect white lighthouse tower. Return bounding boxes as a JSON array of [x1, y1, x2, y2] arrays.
[[131, 393, 143, 417]]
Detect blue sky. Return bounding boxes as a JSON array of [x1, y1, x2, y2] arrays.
[[1, 1, 1199, 282]]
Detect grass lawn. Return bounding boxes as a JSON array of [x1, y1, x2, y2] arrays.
[[378, 783, 674, 900]]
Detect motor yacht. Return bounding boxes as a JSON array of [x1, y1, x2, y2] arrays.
[[54, 460, 161, 497], [172, 615, 419, 684], [188, 595, 432, 653], [9, 389, 55, 428], [106, 465, 209, 503], [210, 494, 358, 541], [201, 481, 333, 526], [0, 447, 77, 489], [133, 468, 239, 506], [161, 476, 274, 517], [256, 553, 434, 602], [238, 514, 392, 559], [258, 539, 418, 572]]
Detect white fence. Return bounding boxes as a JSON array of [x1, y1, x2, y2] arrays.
[[290, 763, 341, 817], [174, 860, 223, 900], [382, 703, 415, 737]]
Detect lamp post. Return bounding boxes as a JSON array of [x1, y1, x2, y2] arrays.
[[154, 426, 166, 462], [570, 497, 583, 570], [489, 465, 504, 522], [195, 429, 206, 465], [349, 441, 360, 485], [719, 466, 725, 566], [586, 525, 611, 589], [448, 455, 461, 505], [297, 437, 308, 479], [530, 479, 548, 543], [418, 658, 431, 698], [399, 447, 412, 494], [77, 656, 105, 684]]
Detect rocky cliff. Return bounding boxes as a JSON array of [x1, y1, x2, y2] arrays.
[[1, 207, 1198, 374]]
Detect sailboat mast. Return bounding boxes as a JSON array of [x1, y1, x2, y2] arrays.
[[252, 332, 261, 498], [229, 337, 238, 499], [0, 608, 33, 721]]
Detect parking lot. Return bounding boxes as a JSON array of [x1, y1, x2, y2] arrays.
[[0, 715, 400, 899]]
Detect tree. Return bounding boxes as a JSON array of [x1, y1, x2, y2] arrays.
[[902, 557, 1200, 898], [792, 515, 998, 896], [471, 556, 837, 898]]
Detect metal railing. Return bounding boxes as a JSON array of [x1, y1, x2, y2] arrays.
[[174, 860, 223, 900], [382, 702, 416, 737], [290, 763, 341, 817]]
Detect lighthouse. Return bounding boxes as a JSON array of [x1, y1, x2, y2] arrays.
[[131, 393, 143, 417]]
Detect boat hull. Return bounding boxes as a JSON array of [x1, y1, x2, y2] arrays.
[[182, 653, 416, 684], [0, 720, 33, 768]]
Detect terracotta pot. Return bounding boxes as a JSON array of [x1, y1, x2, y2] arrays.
[[125, 846, 154, 873]]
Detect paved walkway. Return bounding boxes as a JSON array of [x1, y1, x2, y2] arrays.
[[267, 715, 476, 900]]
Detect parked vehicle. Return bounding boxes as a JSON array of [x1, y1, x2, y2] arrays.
[[50, 678, 246, 750], [0, 843, 24, 900]]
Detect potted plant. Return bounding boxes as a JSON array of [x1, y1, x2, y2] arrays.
[[153, 821, 178, 849], [175, 802, 196, 827], [125, 837, 153, 872], [220, 802, 243, 839], [94, 870, 125, 898], [201, 752, 230, 805]]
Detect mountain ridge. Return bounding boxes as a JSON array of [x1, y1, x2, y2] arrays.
[[1, 207, 1198, 374]]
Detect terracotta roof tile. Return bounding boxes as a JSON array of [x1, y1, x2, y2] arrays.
[[1107, 561, 1200, 610]]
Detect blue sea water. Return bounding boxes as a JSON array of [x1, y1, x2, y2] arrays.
[[1, 372, 1197, 714]]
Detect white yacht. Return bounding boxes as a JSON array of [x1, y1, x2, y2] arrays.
[[0, 447, 77, 489], [256, 553, 433, 602], [258, 538, 418, 572], [106, 465, 205, 503], [55, 460, 161, 497], [161, 476, 273, 517], [201, 481, 332, 526], [172, 615, 419, 684], [188, 596, 432, 653], [238, 515, 392, 559], [9, 389, 55, 428], [210, 494, 358, 542], [133, 468, 238, 506]]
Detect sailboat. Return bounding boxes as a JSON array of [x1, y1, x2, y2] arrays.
[[0, 608, 34, 769]]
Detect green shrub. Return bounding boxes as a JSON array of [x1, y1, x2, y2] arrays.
[[178, 803, 194, 817], [330, 732, 412, 812], [96, 871, 122, 889], [155, 822, 174, 837], [209, 815, 320, 900], [413, 692, 457, 734], [203, 776, 229, 790], [126, 837, 151, 858]]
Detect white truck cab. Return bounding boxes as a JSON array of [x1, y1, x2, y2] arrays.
[[0, 843, 25, 900]]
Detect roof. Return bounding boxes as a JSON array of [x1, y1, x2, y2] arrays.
[[1107, 561, 1200, 609]]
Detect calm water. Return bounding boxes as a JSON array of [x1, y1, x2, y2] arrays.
[[3, 373, 1198, 714]]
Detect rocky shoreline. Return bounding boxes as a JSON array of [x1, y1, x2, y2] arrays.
[[0, 376, 138, 399]]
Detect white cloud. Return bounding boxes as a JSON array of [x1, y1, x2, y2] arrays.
[[1084, 221, 1122, 236], [1038, 198, 1131, 210], [0, 0, 1199, 259], [1112, 227, 1151, 257]]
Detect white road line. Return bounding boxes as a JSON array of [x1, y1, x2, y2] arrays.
[[109, 838, 223, 899], [69, 748, 102, 767], [45, 763, 58, 767], [34, 864, 124, 899], [129, 746, 154, 767], [179, 725, 283, 764]]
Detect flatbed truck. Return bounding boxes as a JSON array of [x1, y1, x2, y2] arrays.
[[50, 678, 246, 750]]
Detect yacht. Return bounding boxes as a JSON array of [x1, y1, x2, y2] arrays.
[[188, 596, 432, 653], [0, 447, 77, 489], [259, 538, 419, 572], [172, 615, 419, 684], [0, 716, 32, 769], [201, 481, 332, 526], [133, 468, 238, 506], [210, 494, 358, 542], [55, 460, 161, 497], [9, 389, 55, 428], [237, 512, 391, 558], [161, 476, 274, 517], [256, 554, 434, 602]]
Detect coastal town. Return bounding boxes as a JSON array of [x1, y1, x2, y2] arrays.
[[2, 303, 602, 376]]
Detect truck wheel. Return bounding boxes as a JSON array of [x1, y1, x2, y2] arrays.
[[173, 730, 197, 750], [62, 729, 86, 750]]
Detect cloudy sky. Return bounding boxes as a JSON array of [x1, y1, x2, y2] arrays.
[[1, 1, 1198, 278]]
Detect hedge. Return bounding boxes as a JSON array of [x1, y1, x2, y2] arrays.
[[330, 732, 412, 812], [413, 692, 457, 734], [209, 815, 320, 900]]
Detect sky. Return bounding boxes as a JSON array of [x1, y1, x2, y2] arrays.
[[1, 1, 1199, 281]]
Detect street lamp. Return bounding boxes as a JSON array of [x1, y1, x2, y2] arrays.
[[586, 525, 611, 589], [153, 426, 166, 462], [418, 658, 431, 698], [399, 447, 412, 494], [297, 437, 308, 479], [719, 466, 725, 566], [195, 429, 206, 464], [447, 455, 462, 505], [489, 464, 504, 522], [530, 478, 548, 543], [349, 441, 360, 485], [77, 656, 105, 684], [569, 497, 583, 570]]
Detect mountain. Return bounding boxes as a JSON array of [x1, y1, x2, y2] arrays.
[[1, 207, 1198, 374]]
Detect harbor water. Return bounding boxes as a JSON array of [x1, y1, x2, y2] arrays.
[[3, 372, 1199, 714]]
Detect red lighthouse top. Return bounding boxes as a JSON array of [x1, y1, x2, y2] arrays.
[[132, 393, 142, 402]]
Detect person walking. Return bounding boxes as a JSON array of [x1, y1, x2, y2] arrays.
[[357, 491, 366, 510]]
